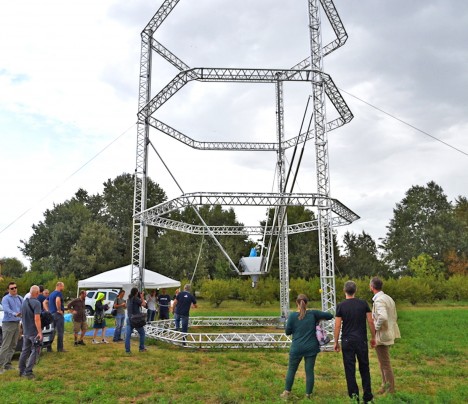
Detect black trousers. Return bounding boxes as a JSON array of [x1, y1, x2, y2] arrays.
[[341, 339, 373, 402]]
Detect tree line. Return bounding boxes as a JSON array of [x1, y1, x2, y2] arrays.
[[2, 175, 467, 283]]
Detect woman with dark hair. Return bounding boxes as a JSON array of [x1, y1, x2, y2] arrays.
[[125, 287, 147, 354], [281, 294, 333, 400]]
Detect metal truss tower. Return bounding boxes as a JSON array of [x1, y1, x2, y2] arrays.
[[131, 0, 357, 321]]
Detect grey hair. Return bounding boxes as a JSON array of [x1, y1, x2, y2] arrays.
[[29, 285, 40, 294], [344, 281, 357, 295]]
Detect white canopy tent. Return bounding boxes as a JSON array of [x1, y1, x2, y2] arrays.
[[77, 265, 180, 296]]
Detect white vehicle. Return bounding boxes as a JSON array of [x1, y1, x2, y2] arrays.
[[84, 289, 119, 316]]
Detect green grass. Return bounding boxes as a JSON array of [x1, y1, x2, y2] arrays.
[[0, 300, 466, 403]]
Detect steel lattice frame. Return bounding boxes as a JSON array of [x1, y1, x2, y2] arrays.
[[131, 0, 355, 344]]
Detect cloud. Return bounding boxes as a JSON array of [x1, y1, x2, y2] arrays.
[[1, 0, 467, 267]]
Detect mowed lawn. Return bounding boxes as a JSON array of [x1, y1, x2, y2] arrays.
[[0, 300, 467, 403]]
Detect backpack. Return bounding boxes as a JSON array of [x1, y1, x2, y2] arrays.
[[27, 299, 54, 329], [40, 311, 54, 328], [316, 322, 331, 346]]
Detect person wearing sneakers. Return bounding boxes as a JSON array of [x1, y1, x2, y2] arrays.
[[67, 290, 88, 346], [92, 292, 109, 344], [280, 294, 333, 400]]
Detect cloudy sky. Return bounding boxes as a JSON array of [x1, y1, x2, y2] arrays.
[[1, 0, 467, 267]]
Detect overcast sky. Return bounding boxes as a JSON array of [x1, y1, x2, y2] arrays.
[[1, 0, 467, 267]]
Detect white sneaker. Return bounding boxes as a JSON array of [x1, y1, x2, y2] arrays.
[[92, 339, 100, 344], [101, 339, 109, 344]]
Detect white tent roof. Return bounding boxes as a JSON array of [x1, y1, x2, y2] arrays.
[[77, 265, 180, 290]]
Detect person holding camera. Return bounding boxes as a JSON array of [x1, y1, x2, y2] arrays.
[[19, 285, 43, 379], [125, 287, 147, 354]]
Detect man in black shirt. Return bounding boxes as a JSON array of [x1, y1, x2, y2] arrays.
[[157, 289, 171, 320], [334, 281, 376, 403], [172, 284, 197, 334]]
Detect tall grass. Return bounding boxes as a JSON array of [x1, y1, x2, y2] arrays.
[[0, 301, 466, 403]]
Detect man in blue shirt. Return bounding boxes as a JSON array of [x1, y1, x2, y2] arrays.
[[48, 281, 66, 352], [0, 282, 23, 373], [172, 284, 197, 334]]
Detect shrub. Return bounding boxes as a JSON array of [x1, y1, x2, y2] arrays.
[[200, 279, 232, 307], [446, 275, 468, 301], [239, 278, 276, 306]]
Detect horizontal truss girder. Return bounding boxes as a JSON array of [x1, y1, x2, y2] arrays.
[[139, 68, 352, 135], [148, 117, 315, 151], [137, 191, 359, 225], [143, 317, 335, 349], [143, 216, 351, 236]]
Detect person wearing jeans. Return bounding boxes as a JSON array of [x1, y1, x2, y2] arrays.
[[172, 284, 197, 334], [113, 290, 126, 342], [19, 285, 43, 379], [48, 282, 66, 352], [124, 287, 147, 353]]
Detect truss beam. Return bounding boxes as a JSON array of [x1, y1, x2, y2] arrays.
[[137, 192, 359, 223], [148, 117, 316, 151]]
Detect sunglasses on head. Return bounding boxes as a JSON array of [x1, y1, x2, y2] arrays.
[[9, 286, 17, 290]]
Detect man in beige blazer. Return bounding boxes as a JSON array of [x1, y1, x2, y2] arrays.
[[370, 277, 401, 394]]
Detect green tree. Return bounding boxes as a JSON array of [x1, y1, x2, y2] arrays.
[[68, 221, 122, 279], [200, 279, 232, 307], [382, 181, 461, 274], [261, 206, 323, 279], [101, 173, 167, 266], [154, 205, 251, 281], [338, 231, 389, 278], [20, 200, 92, 276], [407, 253, 445, 278], [20, 173, 167, 279], [0, 257, 27, 278]]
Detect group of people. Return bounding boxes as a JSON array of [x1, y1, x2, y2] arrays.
[[0, 281, 65, 379], [3, 276, 395, 398], [0, 279, 200, 378], [282, 277, 400, 402]]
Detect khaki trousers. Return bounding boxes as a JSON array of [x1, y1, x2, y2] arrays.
[[375, 344, 395, 393]]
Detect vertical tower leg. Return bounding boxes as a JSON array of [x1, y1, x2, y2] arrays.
[[131, 29, 153, 289], [308, 0, 336, 324], [276, 79, 290, 320]]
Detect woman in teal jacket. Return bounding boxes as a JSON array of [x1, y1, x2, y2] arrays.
[[281, 294, 333, 399]]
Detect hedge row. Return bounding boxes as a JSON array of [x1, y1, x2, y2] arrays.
[[198, 275, 468, 307]]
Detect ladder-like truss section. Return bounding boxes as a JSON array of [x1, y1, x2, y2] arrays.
[[143, 317, 336, 349], [131, 0, 355, 328], [145, 317, 291, 349]]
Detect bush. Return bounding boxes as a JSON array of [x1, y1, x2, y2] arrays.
[[446, 275, 468, 301], [239, 278, 276, 306], [228, 278, 244, 300], [200, 279, 232, 307]]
